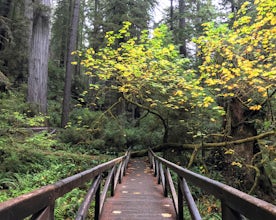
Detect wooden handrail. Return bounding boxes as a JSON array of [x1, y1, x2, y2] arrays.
[[0, 150, 131, 220], [148, 149, 276, 220]]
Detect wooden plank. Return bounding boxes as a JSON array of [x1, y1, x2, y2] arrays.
[[100, 158, 176, 220]]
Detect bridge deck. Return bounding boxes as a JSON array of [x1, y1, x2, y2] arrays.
[[100, 157, 176, 220]]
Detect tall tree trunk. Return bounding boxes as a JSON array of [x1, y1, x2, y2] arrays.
[[24, 0, 33, 56], [61, 0, 81, 127], [178, 0, 187, 57], [170, 0, 174, 31], [92, 0, 100, 51], [27, 0, 51, 114]]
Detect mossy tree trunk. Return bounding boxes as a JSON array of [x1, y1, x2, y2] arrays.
[[223, 98, 272, 194]]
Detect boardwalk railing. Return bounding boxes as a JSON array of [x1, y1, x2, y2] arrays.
[[148, 149, 276, 220], [0, 150, 130, 220]]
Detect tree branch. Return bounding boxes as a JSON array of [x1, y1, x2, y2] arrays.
[[131, 131, 275, 157], [152, 130, 275, 151]]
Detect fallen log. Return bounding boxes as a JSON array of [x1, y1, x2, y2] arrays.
[[131, 130, 275, 157]]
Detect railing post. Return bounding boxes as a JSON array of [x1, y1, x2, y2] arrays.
[[148, 151, 152, 167], [123, 154, 129, 175], [111, 168, 115, 197], [119, 162, 123, 184], [94, 181, 101, 220], [221, 201, 242, 220], [166, 167, 178, 215], [152, 156, 155, 172], [156, 161, 160, 183], [159, 163, 168, 197], [154, 159, 158, 177], [164, 166, 169, 198], [178, 177, 184, 220], [120, 160, 125, 181], [30, 202, 55, 220], [158, 161, 161, 184]]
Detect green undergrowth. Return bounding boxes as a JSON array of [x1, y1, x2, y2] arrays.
[[0, 135, 112, 200], [0, 127, 115, 219]]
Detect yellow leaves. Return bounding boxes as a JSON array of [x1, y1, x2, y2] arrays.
[[150, 103, 157, 108], [246, 45, 253, 53], [221, 68, 233, 80], [162, 48, 170, 55], [71, 61, 78, 65], [271, 16, 276, 25], [249, 105, 262, 111], [205, 78, 219, 86], [168, 44, 175, 51], [174, 90, 183, 96], [203, 96, 215, 107], [231, 161, 243, 168], [119, 86, 129, 93], [205, 56, 211, 63], [257, 87, 266, 93], [86, 48, 95, 55], [225, 149, 235, 155], [117, 56, 123, 61], [223, 93, 235, 97], [75, 22, 211, 111]]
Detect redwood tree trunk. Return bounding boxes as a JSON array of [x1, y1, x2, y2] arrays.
[[61, 0, 81, 127], [27, 0, 51, 114]]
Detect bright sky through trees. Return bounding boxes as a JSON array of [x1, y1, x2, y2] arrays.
[[154, 0, 170, 22]]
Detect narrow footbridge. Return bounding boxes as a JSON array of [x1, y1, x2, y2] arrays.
[[0, 149, 275, 220]]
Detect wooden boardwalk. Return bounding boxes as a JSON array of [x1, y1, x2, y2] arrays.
[[100, 158, 176, 220]]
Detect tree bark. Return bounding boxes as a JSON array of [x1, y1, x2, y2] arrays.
[[170, 0, 174, 31], [61, 0, 81, 127], [223, 98, 273, 194], [24, 0, 33, 59], [27, 0, 51, 114], [178, 0, 187, 56]]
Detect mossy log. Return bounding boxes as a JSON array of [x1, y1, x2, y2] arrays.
[[131, 131, 275, 157]]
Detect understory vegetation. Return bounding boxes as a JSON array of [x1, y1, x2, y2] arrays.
[[0, 86, 275, 219]]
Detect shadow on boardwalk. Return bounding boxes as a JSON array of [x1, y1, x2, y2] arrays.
[[100, 157, 176, 220]]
